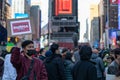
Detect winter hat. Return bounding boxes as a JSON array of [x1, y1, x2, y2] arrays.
[[79, 45, 92, 60], [45, 50, 53, 57]]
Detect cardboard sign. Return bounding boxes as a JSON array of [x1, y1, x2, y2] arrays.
[[10, 19, 32, 36]]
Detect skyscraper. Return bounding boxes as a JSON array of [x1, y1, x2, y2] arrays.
[[11, 0, 30, 18], [31, 0, 48, 28]]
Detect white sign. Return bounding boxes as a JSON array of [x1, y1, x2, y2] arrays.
[[10, 19, 32, 36], [106, 74, 115, 80]]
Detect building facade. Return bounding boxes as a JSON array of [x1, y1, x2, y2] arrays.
[[0, 0, 11, 27], [11, 0, 30, 18], [30, 6, 41, 40], [89, 4, 100, 47]]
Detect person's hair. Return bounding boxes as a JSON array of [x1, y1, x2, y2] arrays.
[[61, 48, 68, 53], [65, 51, 72, 61], [50, 43, 59, 54], [107, 56, 114, 62], [113, 48, 120, 59], [21, 40, 33, 48], [79, 45, 92, 60], [39, 48, 45, 54]]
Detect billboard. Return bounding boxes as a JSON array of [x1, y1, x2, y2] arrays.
[[10, 19, 32, 36], [55, 0, 72, 16], [52, 0, 78, 16]]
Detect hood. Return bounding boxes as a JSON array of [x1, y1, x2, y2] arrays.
[[91, 53, 98, 59], [80, 45, 92, 60], [45, 54, 62, 63]]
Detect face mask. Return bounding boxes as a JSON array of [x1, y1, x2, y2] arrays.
[[27, 50, 36, 56]]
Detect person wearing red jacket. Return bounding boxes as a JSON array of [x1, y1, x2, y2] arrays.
[[11, 40, 48, 80]]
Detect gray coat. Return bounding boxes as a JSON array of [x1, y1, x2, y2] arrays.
[[107, 61, 119, 75], [91, 53, 104, 78], [73, 51, 80, 63]]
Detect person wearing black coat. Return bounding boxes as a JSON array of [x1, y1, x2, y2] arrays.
[[72, 45, 97, 80], [64, 51, 74, 80], [44, 43, 65, 80]]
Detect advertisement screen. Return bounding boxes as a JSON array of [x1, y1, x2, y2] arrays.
[[15, 13, 29, 19], [55, 0, 72, 16]]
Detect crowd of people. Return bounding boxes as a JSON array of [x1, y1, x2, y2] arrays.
[[0, 40, 120, 80]]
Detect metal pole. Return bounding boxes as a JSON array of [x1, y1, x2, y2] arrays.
[[48, 0, 52, 45], [106, 0, 109, 49]]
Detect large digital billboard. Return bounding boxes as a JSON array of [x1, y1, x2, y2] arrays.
[[52, 0, 77, 16], [55, 0, 72, 16]]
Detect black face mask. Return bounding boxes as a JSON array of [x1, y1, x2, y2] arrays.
[[27, 50, 36, 56]]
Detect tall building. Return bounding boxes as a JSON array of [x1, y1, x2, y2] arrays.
[[0, 0, 11, 26], [98, 0, 105, 41], [30, 6, 41, 40], [11, 0, 30, 18], [89, 4, 100, 47], [31, 0, 41, 7], [31, 0, 48, 28]]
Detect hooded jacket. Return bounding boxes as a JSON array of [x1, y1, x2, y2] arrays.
[[91, 53, 104, 78], [72, 45, 97, 80], [44, 54, 65, 80]]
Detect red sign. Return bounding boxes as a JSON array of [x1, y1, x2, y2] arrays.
[[55, 0, 72, 16], [110, 0, 118, 4], [10, 19, 32, 36]]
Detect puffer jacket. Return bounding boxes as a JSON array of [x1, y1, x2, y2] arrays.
[[44, 54, 65, 80], [64, 60, 74, 80]]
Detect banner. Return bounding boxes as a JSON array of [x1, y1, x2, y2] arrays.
[[10, 19, 32, 36]]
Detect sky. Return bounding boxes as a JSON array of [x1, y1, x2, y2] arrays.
[[30, 0, 100, 42], [78, 0, 100, 42], [9, 0, 100, 42]]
